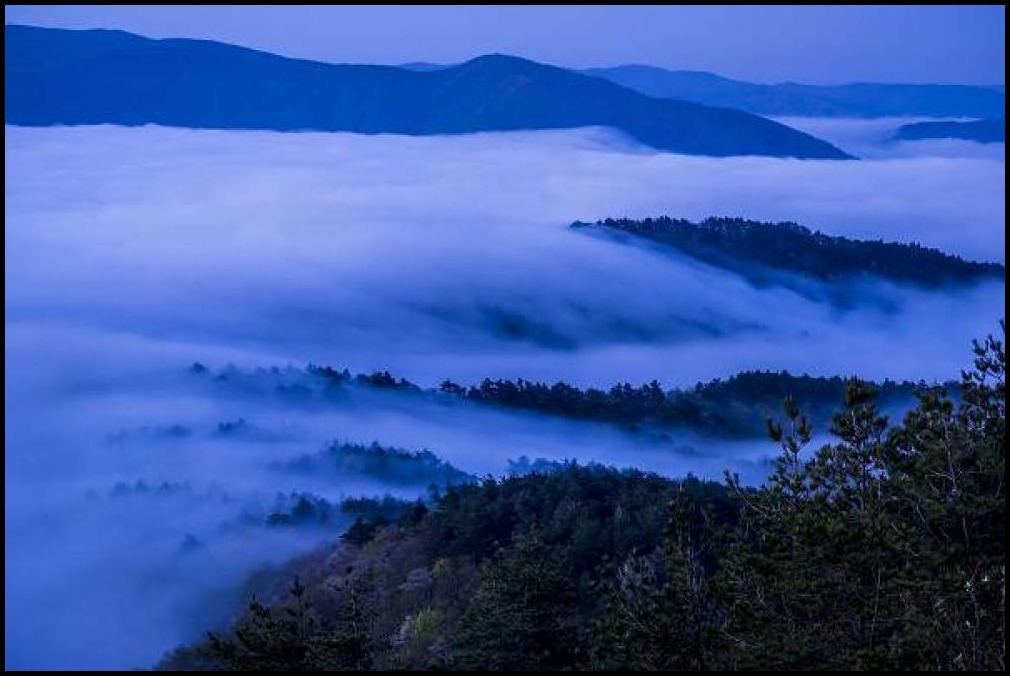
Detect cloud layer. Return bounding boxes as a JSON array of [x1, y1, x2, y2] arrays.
[[5, 124, 1005, 385], [4, 123, 1005, 668]]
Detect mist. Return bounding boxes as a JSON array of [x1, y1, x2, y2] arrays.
[[4, 123, 1004, 669], [5, 124, 1004, 384], [775, 115, 1007, 162]]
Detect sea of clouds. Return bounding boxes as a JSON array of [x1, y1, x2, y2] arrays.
[[4, 121, 1004, 668]]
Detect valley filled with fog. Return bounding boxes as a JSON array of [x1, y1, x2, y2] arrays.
[[4, 122, 1005, 669]]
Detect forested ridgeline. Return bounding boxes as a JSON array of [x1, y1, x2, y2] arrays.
[[161, 324, 1004, 671], [196, 362, 928, 440], [573, 216, 1006, 287]]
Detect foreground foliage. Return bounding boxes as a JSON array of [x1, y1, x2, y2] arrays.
[[161, 324, 1004, 671]]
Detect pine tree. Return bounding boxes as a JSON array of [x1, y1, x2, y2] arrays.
[[450, 527, 578, 670]]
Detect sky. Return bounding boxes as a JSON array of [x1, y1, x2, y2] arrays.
[[4, 5, 1005, 85]]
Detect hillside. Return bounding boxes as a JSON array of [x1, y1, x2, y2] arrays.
[[573, 216, 1006, 288], [158, 330, 1005, 671], [585, 64, 1006, 118], [4, 25, 850, 159], [195, 362, 927, 441], [894, 117, 1005, 143]]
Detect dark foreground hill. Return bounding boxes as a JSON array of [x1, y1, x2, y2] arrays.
[[5, 24, 850, 159], [158, 328, 1005, 670], [585, 64, 1006, 119]]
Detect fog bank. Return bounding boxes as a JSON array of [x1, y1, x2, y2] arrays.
[[4, 124, 1004, 668]]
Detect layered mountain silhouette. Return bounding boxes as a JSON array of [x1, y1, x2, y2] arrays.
[[4, 25, 850, 159], [585, 65, 1005, 119], [893, 118, 1004, 144]]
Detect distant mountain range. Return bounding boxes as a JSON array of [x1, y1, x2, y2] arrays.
[[401, 61, 1005, 119], [4, 25, 850, 159], [584, 65, 1006, 119], [893, 118, 1005, 144]]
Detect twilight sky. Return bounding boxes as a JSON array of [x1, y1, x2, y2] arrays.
[[4, 5, 1004, 85]]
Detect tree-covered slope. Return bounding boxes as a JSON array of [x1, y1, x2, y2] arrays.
[[195, 362, 927, 441], [159, 325, 1005, 671], [573, 216, 1005, 288]]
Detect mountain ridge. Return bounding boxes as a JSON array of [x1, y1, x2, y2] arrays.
[[4, 24, 851, 159], [396, 60, 1005, 118], [573, 216, 1006, 289], [893, 117, 1005, 143], [585, 63, 1005, 118]]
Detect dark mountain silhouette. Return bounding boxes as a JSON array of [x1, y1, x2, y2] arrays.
[[4, 25, 850, 159], [585, 64, 1005, 119], [894, 118, 1004, 143]]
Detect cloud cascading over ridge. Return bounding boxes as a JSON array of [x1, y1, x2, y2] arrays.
[[5, 124, 1004, 386], [4, 123, 1005, 669]]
